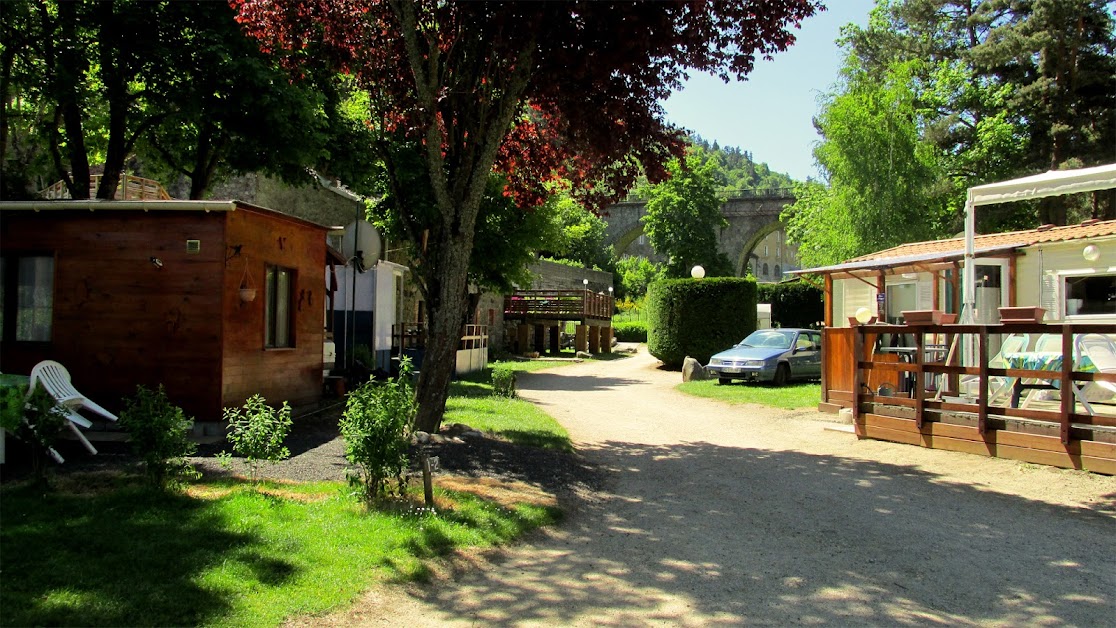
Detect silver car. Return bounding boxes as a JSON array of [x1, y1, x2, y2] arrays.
[[706, 328, 822, 386]]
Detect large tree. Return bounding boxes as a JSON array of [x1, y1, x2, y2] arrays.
[[641, 151, 734, 278], [234, 0, 821, 432]]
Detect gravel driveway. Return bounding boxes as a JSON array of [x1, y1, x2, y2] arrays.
[[304, 346, 1116, 627]]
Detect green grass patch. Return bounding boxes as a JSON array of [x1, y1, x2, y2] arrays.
[[448, 361, 574, 452], [0, 477, 558, 627], [676, 379, 822, 410]]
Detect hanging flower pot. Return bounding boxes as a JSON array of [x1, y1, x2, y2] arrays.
[[238, 260, 256, 303]]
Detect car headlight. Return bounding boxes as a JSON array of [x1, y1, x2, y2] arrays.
[[745, 360, 765, 368], [710, 358, 724, 366]]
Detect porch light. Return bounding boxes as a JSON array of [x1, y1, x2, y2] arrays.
[[1083, 244, 1100, 262], [691, 265, 705, 280]]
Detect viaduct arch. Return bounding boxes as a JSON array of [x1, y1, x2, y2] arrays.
[[602, 189, 796, 277]]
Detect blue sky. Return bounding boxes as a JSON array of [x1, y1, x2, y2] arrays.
[[661, 0, 876, 182]]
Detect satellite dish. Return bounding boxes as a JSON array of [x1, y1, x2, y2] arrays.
[[341, 220, 381, 272]]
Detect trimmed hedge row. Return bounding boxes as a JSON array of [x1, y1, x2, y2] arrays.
[[613, 321, 648, 342], [770, 280, 824, 329], [646, 276, 757, 368]]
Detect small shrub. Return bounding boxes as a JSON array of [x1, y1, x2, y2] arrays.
[[119, 385, 198, 489], [220, 395, 292, 483], [613, 321, 648, 342], [491, 365, 517, 398], [340, 358, 417, 504], [14, 387, 70, 483]]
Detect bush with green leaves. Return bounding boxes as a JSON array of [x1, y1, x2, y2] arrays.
[[119, 385, 198, 489], [491, 365, 517, 398], [340, 359, 417, 503], [14, 387, 70, 483], [220, 395, 292, 483], [769, 279, 824, 329], [647, 276, 756, 367], [613, 321, 648, 342]]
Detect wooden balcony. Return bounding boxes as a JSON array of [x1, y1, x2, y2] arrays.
[[822, 322, 1116, 474], [503, 289, 613, 323]]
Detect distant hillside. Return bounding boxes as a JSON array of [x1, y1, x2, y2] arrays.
[[689, 135, 797, 193]]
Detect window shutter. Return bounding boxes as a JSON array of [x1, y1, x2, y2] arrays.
[[917, 279, 934, 310], [1040, 272, 1059, 317]]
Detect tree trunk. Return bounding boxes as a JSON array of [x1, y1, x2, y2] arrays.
[[55, 0, 89, 200], [412, 231, 473, 433]]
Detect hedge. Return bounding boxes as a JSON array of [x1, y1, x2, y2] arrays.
[[612, 321, 648, 342], [646, 276, 757, 368], [753, 279, 824, 329], [770, 280, 824, 328]]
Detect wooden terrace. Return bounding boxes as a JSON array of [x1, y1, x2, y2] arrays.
[[503, 290, 614, 354], [823, 322, 1116, 474]]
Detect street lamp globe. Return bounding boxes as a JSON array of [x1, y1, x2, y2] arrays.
[[691, 265, 705, 280]]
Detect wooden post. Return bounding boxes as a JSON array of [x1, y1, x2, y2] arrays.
[[601, 326, 612, 354], [549, 325, 561, 354], [533, 324, 545, 353], [914, 328, 925, 430], [516, 324, 529, 354], [977, 326, 989, 435], [588, 325, 601, 353], [1060, 327, 1073, 445], [824, 274, 833, 328], [852, 326, 864, 431], [575, 324, 588, 353]]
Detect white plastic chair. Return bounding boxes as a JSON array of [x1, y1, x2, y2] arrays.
[[28, 360, 118, 456], [1074, 334, 1116, 411], [960, 333, 1030, 402]]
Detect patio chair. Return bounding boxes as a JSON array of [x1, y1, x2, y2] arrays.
[[960, 333, 1029, 402], [1033, 333, 1063, 354], [28, 360, 118, 456], [1074, 334, 1116, 409]]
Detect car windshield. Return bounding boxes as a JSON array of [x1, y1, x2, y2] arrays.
[[738, 330, 793, 349]]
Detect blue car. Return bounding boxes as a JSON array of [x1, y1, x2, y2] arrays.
[[706, 328, 822, 386]]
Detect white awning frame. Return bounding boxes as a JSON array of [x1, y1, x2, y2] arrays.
[[962, 163, 1116, 321]]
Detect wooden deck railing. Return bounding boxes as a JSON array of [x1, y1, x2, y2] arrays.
[[503, 290, 613, 321], [847, 322, 1116, 445], [40, 174, 171, 201]]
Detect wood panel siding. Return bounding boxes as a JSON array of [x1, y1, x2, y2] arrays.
[[220, 207, 326, 412], [1, 210, 226, 420], [1, 203, 329, 422]]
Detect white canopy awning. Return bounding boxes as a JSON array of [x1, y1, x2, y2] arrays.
[[967, 163, 1116, 208], [963, 163, 1116, 321]]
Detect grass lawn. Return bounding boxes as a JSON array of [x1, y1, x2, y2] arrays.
[[445, 358, 581, 452], [0, 475, 558, 627], [677, 379, 822, 410]]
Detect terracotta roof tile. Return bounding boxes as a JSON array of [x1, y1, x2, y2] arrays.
[[849, 220, 1116, 262]]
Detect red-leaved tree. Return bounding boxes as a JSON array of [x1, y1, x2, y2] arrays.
[[232, 0, 821, 433]]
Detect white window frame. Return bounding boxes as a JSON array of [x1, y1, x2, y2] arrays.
[[1060, 270, 1116, 321]]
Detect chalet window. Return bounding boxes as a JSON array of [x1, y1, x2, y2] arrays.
[[1064, 274, 1115, 317], [0, 255, 55, 342], [265, 265, 294, 348]]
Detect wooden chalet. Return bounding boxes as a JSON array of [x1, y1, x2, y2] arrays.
[[0, 199, 335, 425], [504, 290, 614, 354], [792, 168, 1116, 474]]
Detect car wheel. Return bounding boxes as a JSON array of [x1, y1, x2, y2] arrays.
[[773, 363, 790, 386], [717, 377, 732, 386]]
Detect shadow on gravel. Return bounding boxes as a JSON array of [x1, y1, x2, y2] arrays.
[[517, 372, 644, 392], [401, 441, 1116, 626]]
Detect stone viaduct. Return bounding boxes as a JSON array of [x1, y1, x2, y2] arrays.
[[602, 188, 796, 277]]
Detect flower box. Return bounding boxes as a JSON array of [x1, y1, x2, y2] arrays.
[[901, 310, 944, 325], [998, 306, 1045, 323]]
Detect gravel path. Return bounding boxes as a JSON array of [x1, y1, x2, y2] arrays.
[[304, 345, 1116, 627]]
